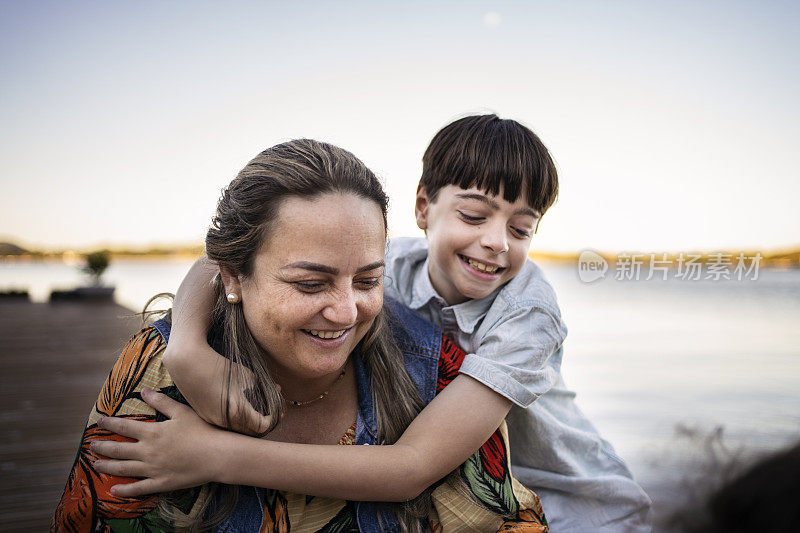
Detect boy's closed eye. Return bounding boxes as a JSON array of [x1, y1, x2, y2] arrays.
[[457, 211, 485, 223], [509, 214, 538, 239], [511, 226, 532, 239], [457, 210, 534, 239]]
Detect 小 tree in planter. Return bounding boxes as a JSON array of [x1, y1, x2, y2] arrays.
[[83, 250, 110, 286]]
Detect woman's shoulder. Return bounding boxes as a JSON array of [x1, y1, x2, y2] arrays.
[[383, 299, 475, 393], [53, 323, 198, 531], [384, 298, 441, 360], [88, 323, 175, 425]]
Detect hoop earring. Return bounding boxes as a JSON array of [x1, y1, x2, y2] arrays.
[[226, 293, 240, 304]]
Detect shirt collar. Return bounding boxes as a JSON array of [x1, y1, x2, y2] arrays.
[[408, 257, 500, 335], [448, 287, 500, 334], [408, 257, 443, 310]]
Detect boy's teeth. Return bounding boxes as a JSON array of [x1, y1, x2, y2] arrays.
[[307, 329, 346, 339], [468, 258, 499, 273]]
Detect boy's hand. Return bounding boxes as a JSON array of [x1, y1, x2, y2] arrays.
[[92, 389, 235, 496], [162, 341, 275, 436]]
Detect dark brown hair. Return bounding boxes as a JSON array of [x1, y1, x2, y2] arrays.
[[420, 114, 559, 217]]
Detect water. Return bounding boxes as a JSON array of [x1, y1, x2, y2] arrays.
[[541, 265, 800, 525], [0, 257, 197, 311], [2, 257, 799, 523], [548, 268, 800, 445]]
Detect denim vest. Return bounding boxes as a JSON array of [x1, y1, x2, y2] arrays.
[[151, 298, 442, 532]]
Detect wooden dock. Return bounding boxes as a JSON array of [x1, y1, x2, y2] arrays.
[[0, 299, 142, 532]]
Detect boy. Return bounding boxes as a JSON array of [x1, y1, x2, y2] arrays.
[[383, 115, 651, 530], [124, 115, 652, 531]]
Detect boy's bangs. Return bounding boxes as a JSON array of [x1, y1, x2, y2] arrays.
[[455, 122, 529, 206], [422, 115, 558, 215]]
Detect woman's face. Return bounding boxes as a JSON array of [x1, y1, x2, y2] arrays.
[[235, 192, 386, 382]]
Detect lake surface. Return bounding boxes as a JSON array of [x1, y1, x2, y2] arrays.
[[3, 257, 799, 525]]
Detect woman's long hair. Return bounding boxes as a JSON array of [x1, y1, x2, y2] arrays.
[[165, 139, 434, 531]]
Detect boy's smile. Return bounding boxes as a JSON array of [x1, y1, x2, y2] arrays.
[[415, 184, 539, 305], [458, 254, 505, 276]]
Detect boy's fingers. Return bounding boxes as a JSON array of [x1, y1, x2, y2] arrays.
[[97, 416, 150, 439], [90, 439, 143, 461], [111, 478, 161, 498], [93, 459, 149, 479], [140, 388, 190, 419]]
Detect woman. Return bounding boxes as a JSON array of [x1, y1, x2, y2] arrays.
[[52, 139, 547, 531]]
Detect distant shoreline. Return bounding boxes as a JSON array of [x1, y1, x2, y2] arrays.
[[0, 252, 203, 262], [1, 241, 799, 269], [530, 248, 800, 269]]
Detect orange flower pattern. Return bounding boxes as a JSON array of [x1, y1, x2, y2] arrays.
[[52, 327, 184, 532]]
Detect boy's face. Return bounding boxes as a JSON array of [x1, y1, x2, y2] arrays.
[[415, 184, 540, 305]]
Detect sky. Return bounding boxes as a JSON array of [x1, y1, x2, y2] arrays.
[[1, 0, 798, 253]]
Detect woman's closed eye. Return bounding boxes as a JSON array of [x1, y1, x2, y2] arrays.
[[355, 277, 381, 290], [293, 277, 380, 293], [292, 281, 326, 293]]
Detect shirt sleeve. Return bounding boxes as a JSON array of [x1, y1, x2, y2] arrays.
[[52, 326, 201, 531], [459, 304, 567, 408]]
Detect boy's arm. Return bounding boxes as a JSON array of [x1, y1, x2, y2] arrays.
[[163, 257, 271, 435], [93, 373, 512, 502]]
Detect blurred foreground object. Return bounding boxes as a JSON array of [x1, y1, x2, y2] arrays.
[[702, 441, 800, 533], [668, 439, 800, 532]]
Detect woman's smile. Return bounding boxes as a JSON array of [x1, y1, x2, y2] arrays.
[[301, 328, 352, 348], [303, 328, 349, 340]]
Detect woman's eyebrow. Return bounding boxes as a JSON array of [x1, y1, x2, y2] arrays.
[[281, 260, 385, 275], [282, 262, 337, 274], [356, 260, 386, 273]]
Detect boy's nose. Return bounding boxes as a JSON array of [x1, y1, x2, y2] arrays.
[[481, 224, 509, 254]]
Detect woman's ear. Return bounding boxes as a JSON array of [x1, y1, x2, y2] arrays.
[[219, 265, 242, 299], [415, 184, 429, 231]]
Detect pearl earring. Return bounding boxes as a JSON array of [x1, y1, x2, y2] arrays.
[[226, 293, 240, 304]]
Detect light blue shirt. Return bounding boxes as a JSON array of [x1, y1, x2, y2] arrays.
[[385, 237, 652, 532]]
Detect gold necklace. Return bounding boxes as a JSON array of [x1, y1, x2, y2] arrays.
[[284, 368, 346, 407]]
